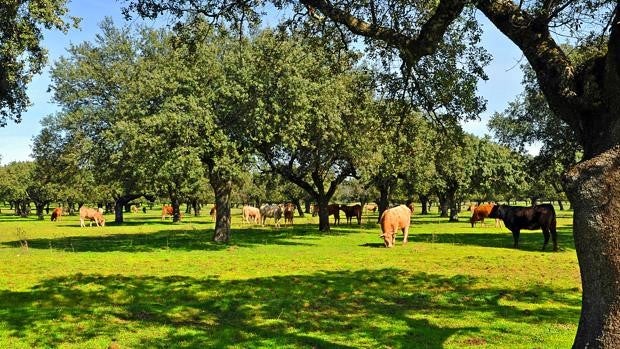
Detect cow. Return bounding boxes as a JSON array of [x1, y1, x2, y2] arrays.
[[488, 204, 558, 251], [364, 203, 378, 213], [131, 205, 139, 213], [50, 207, 63, 222], [161, 205, 173, 220], [161, 205, 182, 220], [470, 203, 501, 228], [79, 206, 105, 227], [340, 204, 362, 225], [283, 203, 295, 226], [379, 204, 413, 248], [242, 205, 261, 224], [260, 204, 283, 228], [312, 204, 341, 225], [210, 205, 217, 221]]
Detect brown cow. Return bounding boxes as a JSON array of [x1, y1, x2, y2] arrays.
[[379, 204, 413, 247], [210, 205, 217, 221], [79, 206, 105, 227], [470, 203, 501, 228], [340, 204, 362, 224], [364, 203, 378, 213], [312, 204, 341, 225], [283, 203, 295, 226], [242, 205, 261, 224], [51, 207, 63, 222], [161, 205, 173, 220]]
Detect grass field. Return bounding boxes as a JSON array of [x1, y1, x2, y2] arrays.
[[0, 204, 580, 348]]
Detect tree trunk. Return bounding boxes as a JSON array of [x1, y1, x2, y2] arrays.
[[114, 200, 125, 224], [316, 196, 331, 232], [419, 194, 429, 215], [124, 203, 131, 213], [558, 200, 564, 211], [447, 191, 459, 222], [530, 197, 538, 206], [564, 146, 620, 348], [192, 200, 201, 216], [171, 196, 182, 223], [377, 184, 391, 223], [211, 178, 232, 243], [304, 200, 312, 214], [437, 194, 449, 218], [292, 198, 304, 218], [35, 202, 47, 220]]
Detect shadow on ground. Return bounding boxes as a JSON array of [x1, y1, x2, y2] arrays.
[[0, 269, 580, 348], [0, 223, 353, 252]]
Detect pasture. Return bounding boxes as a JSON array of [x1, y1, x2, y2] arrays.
[[0, 204, 580, 348]]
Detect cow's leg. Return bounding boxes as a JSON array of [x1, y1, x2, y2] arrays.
[[512, 229, 520, 248], [80, 218, 85, 227], [551, 226, 558, 252], [542, 228, 550, 251], [402, 226, 409, 244]]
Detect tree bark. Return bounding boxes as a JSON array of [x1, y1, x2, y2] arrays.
[[315, 195, 331, 232], [437, 193, 449, 218], [419, 194, 429, 215], [565, 146, 620, 348], [376, 183, 391, 223], [558, 200, 564, 211], [211, 178, 232, 243], [35, 202, 47, 220], [171, 196, 182, 223]]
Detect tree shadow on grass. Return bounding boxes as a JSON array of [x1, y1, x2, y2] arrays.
[[0, 224, 346, 252], [0, 269, 580, 348]]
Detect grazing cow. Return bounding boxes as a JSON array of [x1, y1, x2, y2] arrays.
[[242, 205, 261, 224], [161, 205, 173, 220], [260, 204, 283, 228], [340, 204, 362, 225], [470, 203, 501, 228], [79, 206, 105, 227], [131, 205, 139, 213], [51, 207, 63, 222], [283, 203, 295, 226], [312, 204, 341, 225], [379, 204, 413, 248], [161, 205, 182, 220], [488, 204, 558, 251]]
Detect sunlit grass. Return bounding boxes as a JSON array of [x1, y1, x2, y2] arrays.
[[0, 203, 579, 348]]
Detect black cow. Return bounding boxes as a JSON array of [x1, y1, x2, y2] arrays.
[[488, 204, 558, 251]]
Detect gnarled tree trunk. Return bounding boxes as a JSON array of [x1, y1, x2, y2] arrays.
[[565, 146, 620, 348], [211, 177, 232, 243]]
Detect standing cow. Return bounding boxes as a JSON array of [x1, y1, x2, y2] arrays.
[[260, 204, 283, 228], [50, 207, 63, 222], [470, 203, 501, 228], [340, 204, 362, 225], [79, 206, 105, 227], [242, 205, 261, 224], [312, 204, 341, 225], [379, 204, 413, 248], [283, 203, 295, 226], [488, 204, 558, 251]]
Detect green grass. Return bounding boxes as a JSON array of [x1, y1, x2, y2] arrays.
[[0, 204, 580, 348]]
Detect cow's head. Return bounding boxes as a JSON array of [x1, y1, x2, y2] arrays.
[[381, 232, 395, 248]]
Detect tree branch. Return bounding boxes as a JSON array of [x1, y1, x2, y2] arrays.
[[299, 0, 467, 64]]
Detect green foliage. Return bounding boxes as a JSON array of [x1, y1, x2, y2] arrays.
[[0, 0, 78, 126]]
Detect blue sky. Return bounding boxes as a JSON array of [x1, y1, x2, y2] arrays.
[[0, 1, 526, 164]]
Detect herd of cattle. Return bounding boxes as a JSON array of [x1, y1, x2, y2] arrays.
[[48, 200, 558, 251]]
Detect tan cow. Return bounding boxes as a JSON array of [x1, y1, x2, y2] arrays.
[[242, 205, 261, 224], [51, 207, 63, 222], [79, 206, 105, 227], [379, 204, 413, 247]]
